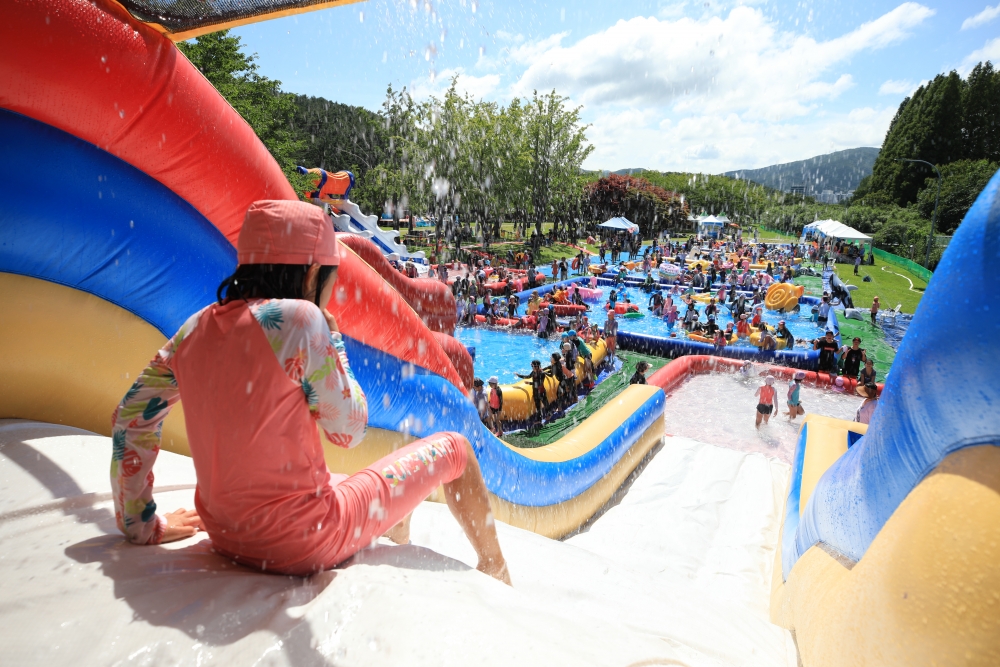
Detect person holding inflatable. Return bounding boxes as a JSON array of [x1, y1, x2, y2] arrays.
[[110, 200, 509, 584]]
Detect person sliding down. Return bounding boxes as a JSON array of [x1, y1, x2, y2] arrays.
[[110, 200, 509, 584]]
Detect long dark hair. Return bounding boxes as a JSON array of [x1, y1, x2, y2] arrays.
[[216, 263, 336, 308]]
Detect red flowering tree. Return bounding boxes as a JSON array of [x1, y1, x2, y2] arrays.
[[585, 174, 689, 237]]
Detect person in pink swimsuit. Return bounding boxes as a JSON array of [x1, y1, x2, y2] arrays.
[[110, 200, 509, 583]]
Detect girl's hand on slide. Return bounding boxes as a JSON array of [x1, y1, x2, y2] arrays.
[[162, 508, 204, 543], [323, 308, 339, 333]]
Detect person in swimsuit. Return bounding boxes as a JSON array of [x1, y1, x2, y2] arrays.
[[487, 376, 505, 436], [870, 296, 880, 326], [814, 330, 840, 375], [859, 359, 877, 386], [110, 199, 508, 583], [840, 337, 867, 380], [786, 370, 806, 420], [754, 375, 777, 428]]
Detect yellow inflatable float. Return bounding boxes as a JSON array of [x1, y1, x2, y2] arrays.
[[765, 282, 804, 312], [749, 329, 791, 349], [498, 338, 608, 422]]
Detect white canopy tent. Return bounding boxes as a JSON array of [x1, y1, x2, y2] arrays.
[[802, 219, 871, 242], [599, 217, 639, 232]]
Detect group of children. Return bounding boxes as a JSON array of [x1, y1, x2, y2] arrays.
[[472, 327, 607, 437]]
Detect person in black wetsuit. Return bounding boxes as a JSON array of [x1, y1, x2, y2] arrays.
[[813, 330, 840, 375], [515, 360, 550, 422], [840, 337, 867, 380]]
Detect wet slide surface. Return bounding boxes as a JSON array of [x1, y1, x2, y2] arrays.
[[1, 419, 795, 667]]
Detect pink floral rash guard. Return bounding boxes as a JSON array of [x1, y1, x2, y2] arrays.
[[111, 299, 368, 545]]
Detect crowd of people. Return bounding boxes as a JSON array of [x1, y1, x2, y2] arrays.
[[449, 230, 887, 437]]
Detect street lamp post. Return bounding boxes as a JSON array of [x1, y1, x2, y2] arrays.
[[895, 158, 942, 268]]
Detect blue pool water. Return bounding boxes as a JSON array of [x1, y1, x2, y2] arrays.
[[604, 286, 828, 347], [455, 326, 568, 384], [494, 283, 831, 349]]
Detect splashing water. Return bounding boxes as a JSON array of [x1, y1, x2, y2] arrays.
[[661, 372, 863, 464]]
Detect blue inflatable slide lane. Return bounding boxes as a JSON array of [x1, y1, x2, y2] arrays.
[[771, 169, 1000, 666]]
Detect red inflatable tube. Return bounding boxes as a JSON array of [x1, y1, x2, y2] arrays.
[[326, 244, 465, 394], [607, 303, 640, 314], [432, 332, 474, 390], [541, 303, 587, 316], [647, 355, 883, 396], [0, 0, 296, 245], [483, 282, 508, 294], [338, 235, 457, 334]]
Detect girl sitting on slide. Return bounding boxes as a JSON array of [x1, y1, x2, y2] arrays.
[[110, 200, 509, 583]]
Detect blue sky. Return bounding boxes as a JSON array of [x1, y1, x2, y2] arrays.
[[232, 0, 1000, 174]]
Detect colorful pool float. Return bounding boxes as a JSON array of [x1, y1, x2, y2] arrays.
[[764, 283, 804, 312]]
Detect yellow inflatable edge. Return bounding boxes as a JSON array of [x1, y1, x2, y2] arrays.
[[769, 415, 1000, 666]]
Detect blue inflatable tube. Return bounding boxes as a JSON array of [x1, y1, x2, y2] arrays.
[[0, 109, 235, 336], [787, 168, 1000, 569], [616, 331, 819, 368], [343, 336, 665, 506]]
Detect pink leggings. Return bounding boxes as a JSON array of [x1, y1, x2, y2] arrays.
[[248, 432, 468, 576]]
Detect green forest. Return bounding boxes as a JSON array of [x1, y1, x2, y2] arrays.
[[178, 32, 1000, 268]]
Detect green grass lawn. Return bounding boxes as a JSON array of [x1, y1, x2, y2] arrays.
[[833, 261, 927, 314], [756, 229, 798, 243]]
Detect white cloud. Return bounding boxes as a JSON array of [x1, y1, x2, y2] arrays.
[[409, 68, 500, 101], [962, 4, 1000, 30], [879, 79, 914, 95], [511, 3, 932, 122], [583, 105, 894, 174], [961, 37, 1000, 74]]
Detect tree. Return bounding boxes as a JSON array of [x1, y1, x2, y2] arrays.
[[915, 159, 998, 234], [290, 95, 386, 208], [962, 62, 1000, 163], [177, 31, 303, 173], [585, 174, 688, 237], [870, 71, 966, 206], [525, 91, 593, 237]]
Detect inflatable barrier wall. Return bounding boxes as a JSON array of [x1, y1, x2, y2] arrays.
[[770, 170, 1000, 665]]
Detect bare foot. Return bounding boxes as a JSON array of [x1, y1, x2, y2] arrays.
[[384, 515, 411, 545], [477, 557, 512, 586]]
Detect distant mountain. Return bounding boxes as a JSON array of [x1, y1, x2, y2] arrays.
[[722, 147, 879, 196]]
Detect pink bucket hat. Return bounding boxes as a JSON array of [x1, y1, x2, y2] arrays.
[[237, 200, 340, 266]]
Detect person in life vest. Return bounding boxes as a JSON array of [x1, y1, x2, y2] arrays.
[[753, 375, 777, 428], [110, 200, 509, 583]]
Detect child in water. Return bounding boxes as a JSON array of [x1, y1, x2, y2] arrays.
[[110, 200, 508, 583], [754, 375, 777, 428], [786, 370, 806, 420]]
